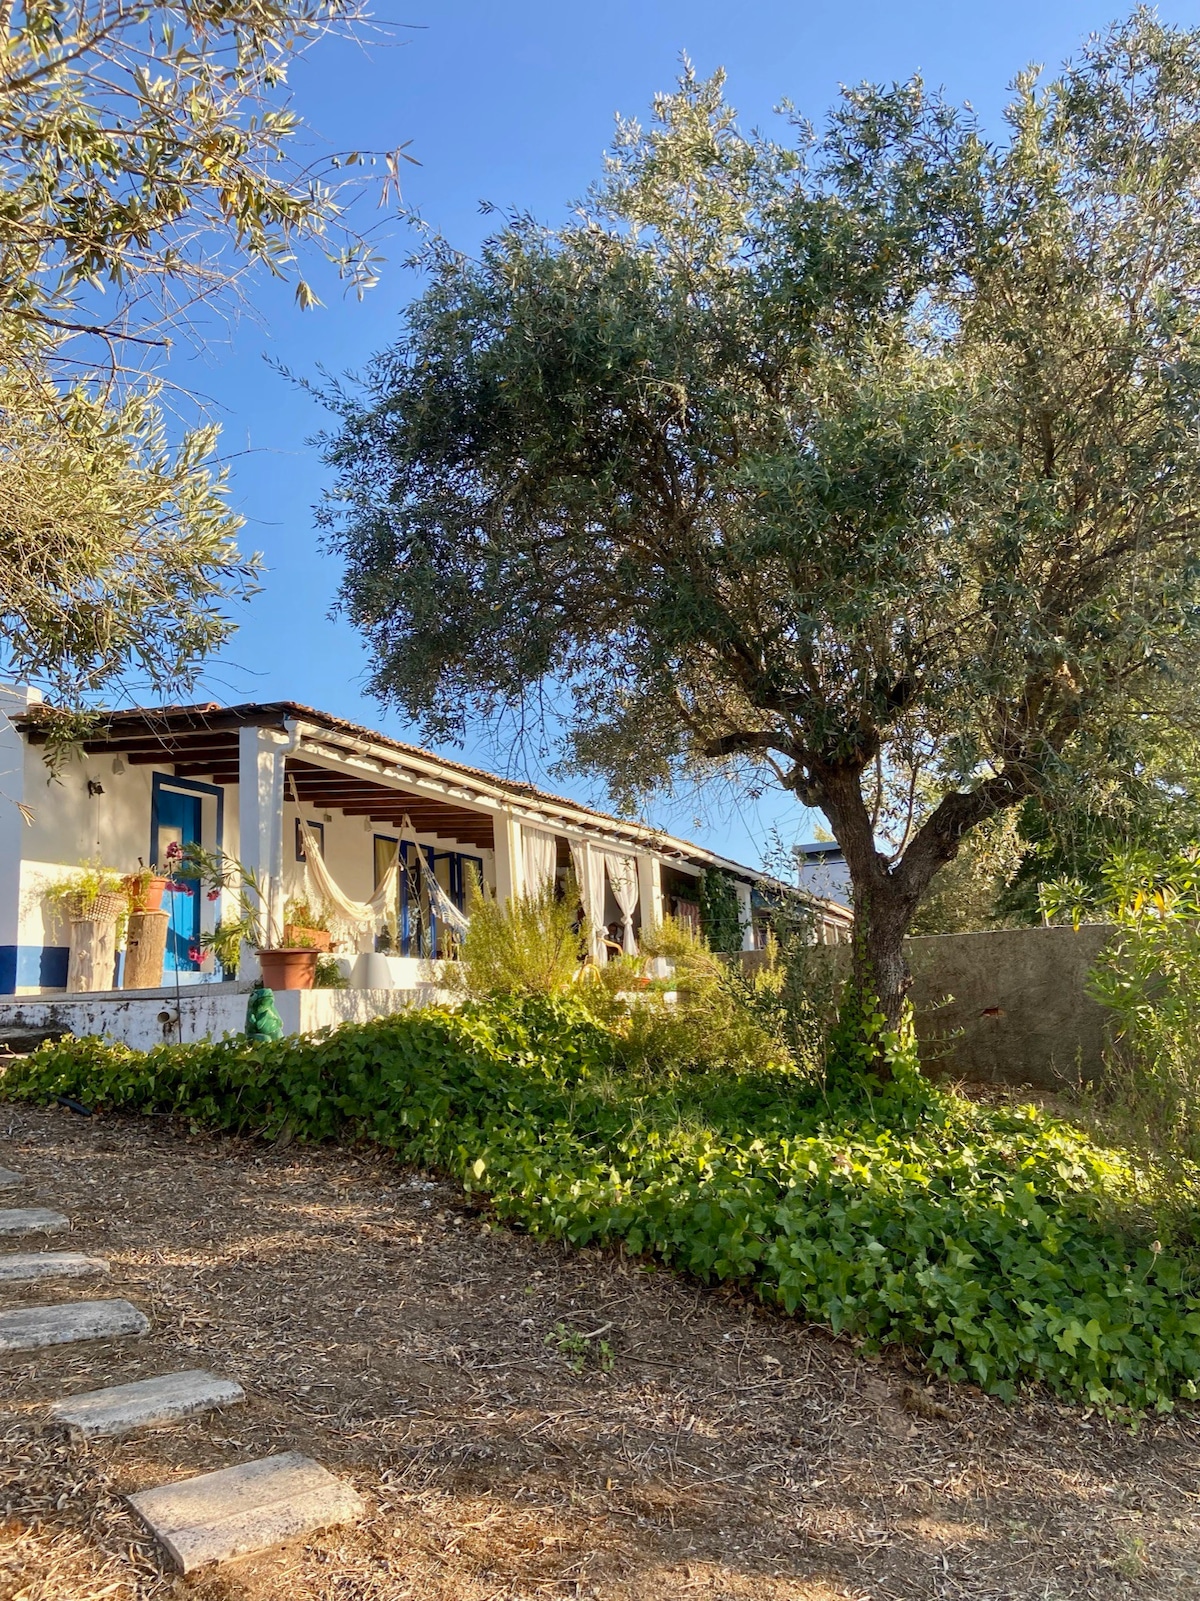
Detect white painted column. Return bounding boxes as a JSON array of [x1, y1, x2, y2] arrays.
[[0, 683, 40, 992], [636, 854, 663, 938], [736, 881, 756, 951], [492, 810, 525, 906], [238, 725, 293, 952]]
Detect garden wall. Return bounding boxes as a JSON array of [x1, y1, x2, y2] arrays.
[[0, 982, 452, 1051], [807, 924, 1117, 1090]]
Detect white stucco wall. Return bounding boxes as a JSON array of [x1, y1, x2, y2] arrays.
[[8, 736, 502, 993], [14, 749, 228, 986], [0, 984, 455, 1051]]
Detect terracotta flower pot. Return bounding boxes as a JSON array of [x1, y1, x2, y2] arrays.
[[124, 875, 170, 913], [142, 875, 170, 912], [283, 923, 332, 952], [257, 947, 319, 990]]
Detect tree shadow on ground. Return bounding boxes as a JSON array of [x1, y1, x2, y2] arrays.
[[1, 1107, 1197, 1600]]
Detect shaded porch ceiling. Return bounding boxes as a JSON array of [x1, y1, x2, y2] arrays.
[[284, 759, 495, 852], [74, 728, 496, 853]]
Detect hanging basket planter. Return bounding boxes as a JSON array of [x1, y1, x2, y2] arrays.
[[62, 890, 127, 925]]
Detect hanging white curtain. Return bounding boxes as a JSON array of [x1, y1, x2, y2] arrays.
[[522, 826, 558, 897], [297, 814, 399, 935], [603, 851, 640, 954], [570, 840, 606, 961]]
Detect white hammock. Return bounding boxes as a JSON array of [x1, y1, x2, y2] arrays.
[[293, 799, 469, 943], [294, 810, 398, 934], [394, 816, 470, 940], [425, 867, 470, 939]]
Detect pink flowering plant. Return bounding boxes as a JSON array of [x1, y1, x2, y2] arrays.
[[174, 843, 272, 978]]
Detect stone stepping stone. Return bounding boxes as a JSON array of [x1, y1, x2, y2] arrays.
[[0, 1251, 109, 1283], [128, 1451, 364, 1572], [0, 1170, 24, 1189], [50, 1369, 244, 1439], [0, 1298, 149, 1352], [0, 1208, 67, 1237]]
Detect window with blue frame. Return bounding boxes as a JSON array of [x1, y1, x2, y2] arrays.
[[373, 837, 481, 957]]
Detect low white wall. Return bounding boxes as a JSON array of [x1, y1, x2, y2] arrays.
[[0, 984, 455, 1051], [335, 953, 448, 988]]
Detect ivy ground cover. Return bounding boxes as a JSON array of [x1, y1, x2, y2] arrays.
[[6, 996, 1199, 1412]]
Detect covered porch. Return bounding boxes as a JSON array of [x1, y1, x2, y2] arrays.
[[9, 699, 746, 998]]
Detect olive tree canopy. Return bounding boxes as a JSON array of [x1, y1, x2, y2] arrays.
[[319, 12, 1200, 1040], [0, 0, 401, 704]]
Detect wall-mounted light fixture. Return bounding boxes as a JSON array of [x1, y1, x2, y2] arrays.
[[111, 757, 125, 775], [86, 778, 104, 797]]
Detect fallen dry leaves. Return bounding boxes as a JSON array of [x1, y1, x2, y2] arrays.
[[0, 1102, 1196, 1600]]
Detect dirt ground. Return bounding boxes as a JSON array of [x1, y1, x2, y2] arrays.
[[0, 1102, 1198, 1601]]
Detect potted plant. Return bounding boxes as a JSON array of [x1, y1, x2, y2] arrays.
[[44, 861, 127, 925], [201, 916, 252, 981], [179, 845, 319, 989], [43, 862, 129, 992], [121, 862, 171, 913], [283, 897, 333, 953]]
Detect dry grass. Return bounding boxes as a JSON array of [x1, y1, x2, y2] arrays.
[[0, 1101, 1198, 1600]]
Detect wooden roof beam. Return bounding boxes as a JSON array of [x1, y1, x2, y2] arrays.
[[82, 737, 237, 760]]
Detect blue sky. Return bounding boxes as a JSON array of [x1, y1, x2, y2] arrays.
[[176, 0, 1192, 870]]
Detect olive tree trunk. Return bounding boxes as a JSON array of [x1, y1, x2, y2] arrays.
[[809, 762, 1027, 1073]]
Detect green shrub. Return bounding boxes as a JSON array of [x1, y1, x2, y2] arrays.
[[314, 955, 348, 989], [7, 997, 1200, 1412], [454, 879, 587, 999], [1045, 848, 1200, 1163], [587, 917, 791, 1075]]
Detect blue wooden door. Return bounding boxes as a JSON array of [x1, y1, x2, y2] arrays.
[[155, 789, 202, 971]]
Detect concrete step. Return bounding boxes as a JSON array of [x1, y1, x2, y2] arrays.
[[0, 1170, 24, 1189], [0, 1251, 109, 1283], [0, 1298, 149, 1352], [128, 1451, 364, 1573], [0, 1208, 67, 1237], [51, 1369, 244, 1439]]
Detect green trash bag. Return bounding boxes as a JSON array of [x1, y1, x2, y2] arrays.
[[245, 979, 283, 1041]]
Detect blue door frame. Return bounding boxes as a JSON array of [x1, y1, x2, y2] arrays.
[[154, 788, 202, 970], [150, 774, 222, 975]]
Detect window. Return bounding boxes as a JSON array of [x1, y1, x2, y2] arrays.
[[373, 837, 482, 957], [296, 819, 324, 861]]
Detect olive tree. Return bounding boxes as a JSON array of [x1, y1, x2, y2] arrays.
[[319, 13, 1200, 1046], [0, 0, 401, 702]]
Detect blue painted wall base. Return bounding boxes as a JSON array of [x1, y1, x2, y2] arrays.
[[0, 946, 70, 994]]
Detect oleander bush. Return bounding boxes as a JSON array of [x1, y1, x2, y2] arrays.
[[6, 995, 1200, 1413]]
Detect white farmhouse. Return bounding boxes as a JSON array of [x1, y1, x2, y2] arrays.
[[0, 683, 850, 1044]]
